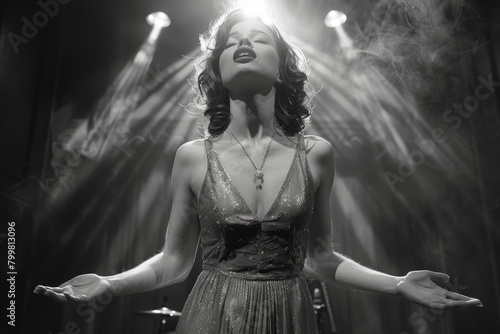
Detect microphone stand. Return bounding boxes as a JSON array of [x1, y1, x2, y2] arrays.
[[312, 282, 338, 333]]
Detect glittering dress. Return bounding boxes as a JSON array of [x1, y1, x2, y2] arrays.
[[175, 132, 318, 334]]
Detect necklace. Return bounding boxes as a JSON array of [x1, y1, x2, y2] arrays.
[[227, 127, 276, 190]]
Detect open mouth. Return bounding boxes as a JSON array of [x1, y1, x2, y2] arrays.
[[233, 46, 257, 63]]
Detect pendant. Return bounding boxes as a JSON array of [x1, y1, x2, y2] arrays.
[[254, 170, 264, 190]]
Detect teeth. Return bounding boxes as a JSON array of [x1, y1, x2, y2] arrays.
[[233, 48, 256, 61]]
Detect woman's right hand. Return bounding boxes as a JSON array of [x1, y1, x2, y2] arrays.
[[34, 274, 112, 304]]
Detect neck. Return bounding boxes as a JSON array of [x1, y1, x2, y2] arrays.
[[226, 86, 281, 147]]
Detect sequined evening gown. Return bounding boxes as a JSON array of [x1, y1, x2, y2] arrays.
[[175, 132, 318, 334]]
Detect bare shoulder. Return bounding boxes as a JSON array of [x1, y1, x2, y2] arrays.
[[172, 138, 206, 179], [174, 139, 207, 195], [303, 134, 334, 161], [175, 138, 206, 164], [302, 135, 334, 194]]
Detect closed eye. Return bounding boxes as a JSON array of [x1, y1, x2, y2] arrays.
[[253, 32, 271, 44]]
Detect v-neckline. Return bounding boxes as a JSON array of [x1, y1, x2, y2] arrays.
[[210, 134, 300, 222]]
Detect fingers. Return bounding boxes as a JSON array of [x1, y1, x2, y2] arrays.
[[33, 285, 46, 294], [34, 285, 65, 295], [45, 289, 71, 303], [428, 298, 483, 310], [445, 290, 475, 301], [428, 302, 446, 310], [34, 285, 62, 296], [466, 299, 483, 307], [445, 291, 483, 307], [36, 286, 70, 303], [33, 285, 87, 304], [444, 299, 482, 309]]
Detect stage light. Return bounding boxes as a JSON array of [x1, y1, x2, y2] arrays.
[[147, 11, 171, 28], [146, 11, 171, 44], [324, 10, 347, 28]]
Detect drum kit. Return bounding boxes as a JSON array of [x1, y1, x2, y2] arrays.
[[134, 306, 181, 334]]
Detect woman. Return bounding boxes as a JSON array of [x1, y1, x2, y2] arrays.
[[34, 8, 482, 334]]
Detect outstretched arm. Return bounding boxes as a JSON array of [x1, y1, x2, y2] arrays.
[[34, 142, 201, 303], [302, 137, 482, 309]]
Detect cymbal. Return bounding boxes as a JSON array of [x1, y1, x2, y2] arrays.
[[134, 306, 182, 317]]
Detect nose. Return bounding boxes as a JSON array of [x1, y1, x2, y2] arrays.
[[237, 37, 253, 48]]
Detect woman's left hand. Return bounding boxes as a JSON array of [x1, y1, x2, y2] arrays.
[[396, 270, 483, 310]]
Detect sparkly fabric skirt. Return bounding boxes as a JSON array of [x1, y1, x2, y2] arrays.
[[175, 267, 318, 334]]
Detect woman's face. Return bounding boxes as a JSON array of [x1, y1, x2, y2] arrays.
[[218, 20, 280, 97]]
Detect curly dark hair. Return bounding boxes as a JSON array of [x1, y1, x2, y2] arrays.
[[191, 8, 313, 138]]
